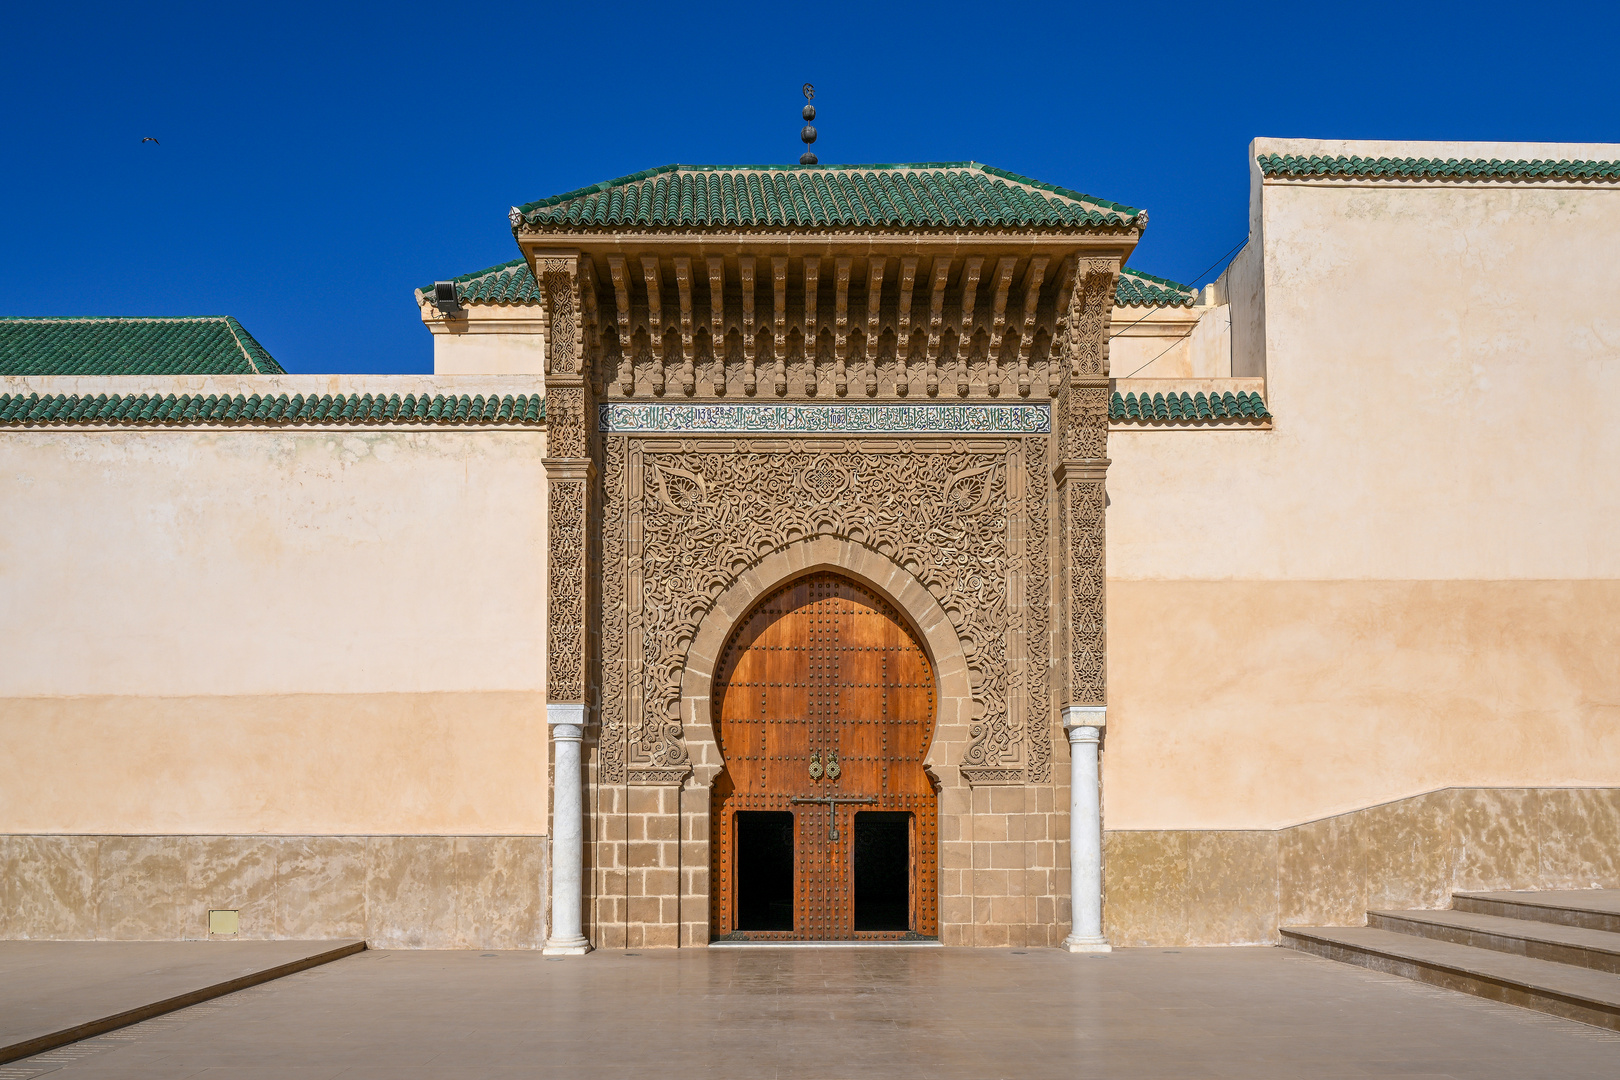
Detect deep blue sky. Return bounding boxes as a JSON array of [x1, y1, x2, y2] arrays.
[[5, 2, 1616, 373]]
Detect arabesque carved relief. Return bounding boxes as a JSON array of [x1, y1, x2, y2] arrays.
[[547, 387, 588, 459], [598, 439, 627, 783], [547, 479, 587, 701], [599, 438, 1051, 778]]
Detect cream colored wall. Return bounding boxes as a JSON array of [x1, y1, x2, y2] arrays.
[[1105, 138, 1620, 831], [1108, 302, 1232, 379], [420, 301, 547, 375], [0, 376, 550, 836]]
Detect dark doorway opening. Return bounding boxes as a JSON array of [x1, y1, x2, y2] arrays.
[[735, 811, 794, 931], [854, 811, 911, 931]]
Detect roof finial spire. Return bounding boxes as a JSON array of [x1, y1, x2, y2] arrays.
[[799, 83, 818, 166]]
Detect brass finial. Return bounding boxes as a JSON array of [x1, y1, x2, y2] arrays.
[[800, 83, 817, 166]]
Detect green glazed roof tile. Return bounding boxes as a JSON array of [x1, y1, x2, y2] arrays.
[[514, 162, 1143, 230], [1257, 154, 1620, 181], [417, 259, 543, 306], [1109, 389, 1270, 424], [1116, 268, 1197, 308], [0, 392, 545, 427], [0, 317, 284, 376]]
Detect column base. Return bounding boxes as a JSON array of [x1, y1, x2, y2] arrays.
[[543, 936, 593, 956], [1063, 934, 1112, 954]]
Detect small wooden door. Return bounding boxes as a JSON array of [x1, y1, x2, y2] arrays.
[[711, 573, 938, 941]]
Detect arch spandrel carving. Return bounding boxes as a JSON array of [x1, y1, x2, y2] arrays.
[[678, 539, 976, 789], [595, 434, 1055, 790]]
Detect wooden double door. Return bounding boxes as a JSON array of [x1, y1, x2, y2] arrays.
[[711, 573, 939, 941]]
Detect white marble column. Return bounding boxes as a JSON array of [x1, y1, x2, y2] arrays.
[[1062, 705, 1110, 953], [544, 703, 591, 954]]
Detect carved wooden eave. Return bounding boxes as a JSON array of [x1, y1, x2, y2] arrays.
[[516, 227, 1138, 402]]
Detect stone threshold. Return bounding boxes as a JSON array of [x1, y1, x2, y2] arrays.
[[708, 940, 944, 949]]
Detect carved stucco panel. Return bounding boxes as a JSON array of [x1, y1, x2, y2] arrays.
[[547, 479, 587, 702], [608, 438, 1053, 776], [598, 438, 627, 782]]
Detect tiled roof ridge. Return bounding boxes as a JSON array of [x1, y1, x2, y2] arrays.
[[414, 255, 534, 302], [517, 162, 1134, 214], [0, 391, 546, 427], [0, 316, 285, 377], [1258, 154, 1620, 181], [220, 316, 284, 375], [1116, 268, 1198, 308], [0, 315, 235, 323], [514, 162, 1142, 229], [446, 257, 526, 284], [1110, 389, 1270, 423]]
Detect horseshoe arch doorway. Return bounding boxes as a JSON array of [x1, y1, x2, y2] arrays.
[[710, 572, 939, 941]]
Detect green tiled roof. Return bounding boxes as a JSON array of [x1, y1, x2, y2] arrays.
[[0, 317, 284, 376], [1111, 390, 1269, 423], [1258, 154, 1620, 182], [0, 392, 544, 427], [514, 163, 1143, 230], [418, 259, 543, 306], [430, 258, 1192, 310], [1116, 269, 1196, 308]]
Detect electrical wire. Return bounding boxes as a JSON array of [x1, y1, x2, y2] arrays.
[[1108, 235, 1249, 342], [1115, 237, 1249, 380]]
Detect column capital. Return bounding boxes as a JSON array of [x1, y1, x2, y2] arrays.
[[547, 703, 587, 736], [1062, 705, 1106, 734], [543, 459, 597, 482], [1053, 458, 1111, 484]]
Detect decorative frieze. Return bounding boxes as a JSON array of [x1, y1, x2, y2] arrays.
[[599, 402, 1050, 435]]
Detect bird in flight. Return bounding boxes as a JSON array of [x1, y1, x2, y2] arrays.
[[142, 137, 159, 145]]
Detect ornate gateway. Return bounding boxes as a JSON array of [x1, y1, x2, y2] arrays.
[[515, 162, 1135, 948]]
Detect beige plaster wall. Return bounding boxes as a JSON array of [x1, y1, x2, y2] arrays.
[[1107, 302, 1232, 380], [1105, 138, 1620, 833], [420, 303, 547, 375], [0, 376, 550, 836]]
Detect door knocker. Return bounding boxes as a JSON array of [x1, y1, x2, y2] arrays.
[[825, 751, 841, 781], [808, 752, 823, 781]]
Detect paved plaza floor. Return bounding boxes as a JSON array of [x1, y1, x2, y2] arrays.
[[3, 945, 1618, 1079], [0, 940, 362, 1065]]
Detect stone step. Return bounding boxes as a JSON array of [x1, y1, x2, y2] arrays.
[[1369, 908, 1620, 974], [1280, 925, 1620, 1031], [1452, 890, 1620, 934]]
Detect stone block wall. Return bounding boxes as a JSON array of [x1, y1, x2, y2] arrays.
[[1103, 787, 1620, 946], [586, 753, 1074, 949], [1, 834, 548, 948]]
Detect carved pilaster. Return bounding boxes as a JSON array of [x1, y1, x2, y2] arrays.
[[1053, 256, 1119, 713], [539, 254, 596, 707], [547, 474, 589, 702]]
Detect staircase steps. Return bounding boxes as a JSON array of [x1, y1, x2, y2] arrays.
[[1453, 890, 1620, 934], [1281, 889, 1620, 1031]]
